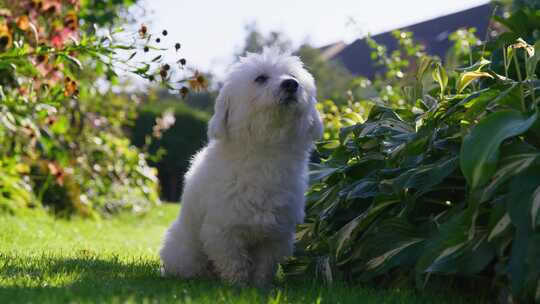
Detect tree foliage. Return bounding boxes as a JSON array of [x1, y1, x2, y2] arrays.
[[296, 45, 354, 102], [236, 22, 292, 57]]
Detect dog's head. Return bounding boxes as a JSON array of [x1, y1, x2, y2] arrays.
[[208, 48, 323, 145]]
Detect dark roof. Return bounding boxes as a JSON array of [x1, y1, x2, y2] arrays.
[[318, 41, 347, 60], [329, 3, 494, 78]]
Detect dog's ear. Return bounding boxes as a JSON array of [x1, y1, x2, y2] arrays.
[[208, 90, 230, 140], [309, 97, 324, 140]]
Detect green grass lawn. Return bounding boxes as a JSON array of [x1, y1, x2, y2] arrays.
[[0, 204, 474, 304]]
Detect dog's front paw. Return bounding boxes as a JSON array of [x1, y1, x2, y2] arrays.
[[160, 266, 167, 277], [221, 265, 250, 286], [253, 278, 274, 289], [252, 269, 276, 288]]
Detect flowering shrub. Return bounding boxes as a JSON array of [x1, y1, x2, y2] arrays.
[[0, 0, 206, 216]]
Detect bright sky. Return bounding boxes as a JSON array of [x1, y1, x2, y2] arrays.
[[142, 0, 490, 78]]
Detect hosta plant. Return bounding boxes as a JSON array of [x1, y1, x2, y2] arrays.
[[288, 7, 540, 303]]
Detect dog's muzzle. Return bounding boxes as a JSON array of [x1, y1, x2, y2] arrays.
[[280, 79, 298, 104]]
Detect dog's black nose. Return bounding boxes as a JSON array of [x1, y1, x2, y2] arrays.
[[281, 79, 298, 93]]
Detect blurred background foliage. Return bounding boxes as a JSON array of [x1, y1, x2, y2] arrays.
[[130, 93, 209, 202]]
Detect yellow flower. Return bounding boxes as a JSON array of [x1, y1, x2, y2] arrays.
[[64, 11, 78, 31], [188, 72, 208, 92], [138, 24, 147, 38], [64, 77, 78, 97], [16, 15, 30, 31], [0, 23, 12, 51]]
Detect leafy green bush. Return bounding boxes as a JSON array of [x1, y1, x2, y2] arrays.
[[131, 97, 209, 201], [288, 7, 540, 303]]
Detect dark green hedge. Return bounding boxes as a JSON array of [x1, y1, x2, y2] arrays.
[[131, 100, 209, 201]]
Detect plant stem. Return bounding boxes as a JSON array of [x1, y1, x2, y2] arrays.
[[503, 45, 508, 78], [530, 79, 537, 110], [513, 52, 526, 112]]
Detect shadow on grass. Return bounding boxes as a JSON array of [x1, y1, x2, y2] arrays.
[[0, 252, 480, 304], [0, 252, 275, 304]]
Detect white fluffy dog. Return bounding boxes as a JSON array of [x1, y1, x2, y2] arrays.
[[159, 48, 323, 286]]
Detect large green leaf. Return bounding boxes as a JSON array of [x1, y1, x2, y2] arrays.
[[333, 198, 399, 256], [346, 218, 427, 279], [532, 186, 540, 228], [415, 208, 474, 287], [432, 62, 448, 97], [309, 163, 340, 183], [479, 152, 540, 203], [441, 88, 499, 121], [460, 110, 538, 189], [488, 213, 511, 242], [457, 71, 493, 93], [526, 40, 540, 79], [357, 118, 413, 138], [463, 84, 521, 122], [387, 156, 457, 193], [344, 178, 379, 200], [424, 235, 494, 276], [506, 169, 540, 296]]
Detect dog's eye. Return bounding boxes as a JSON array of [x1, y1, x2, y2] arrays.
[[254, 74, 269, 84]]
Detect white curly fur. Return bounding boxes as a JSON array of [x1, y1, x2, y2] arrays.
[[159, 48, 323, 286]]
